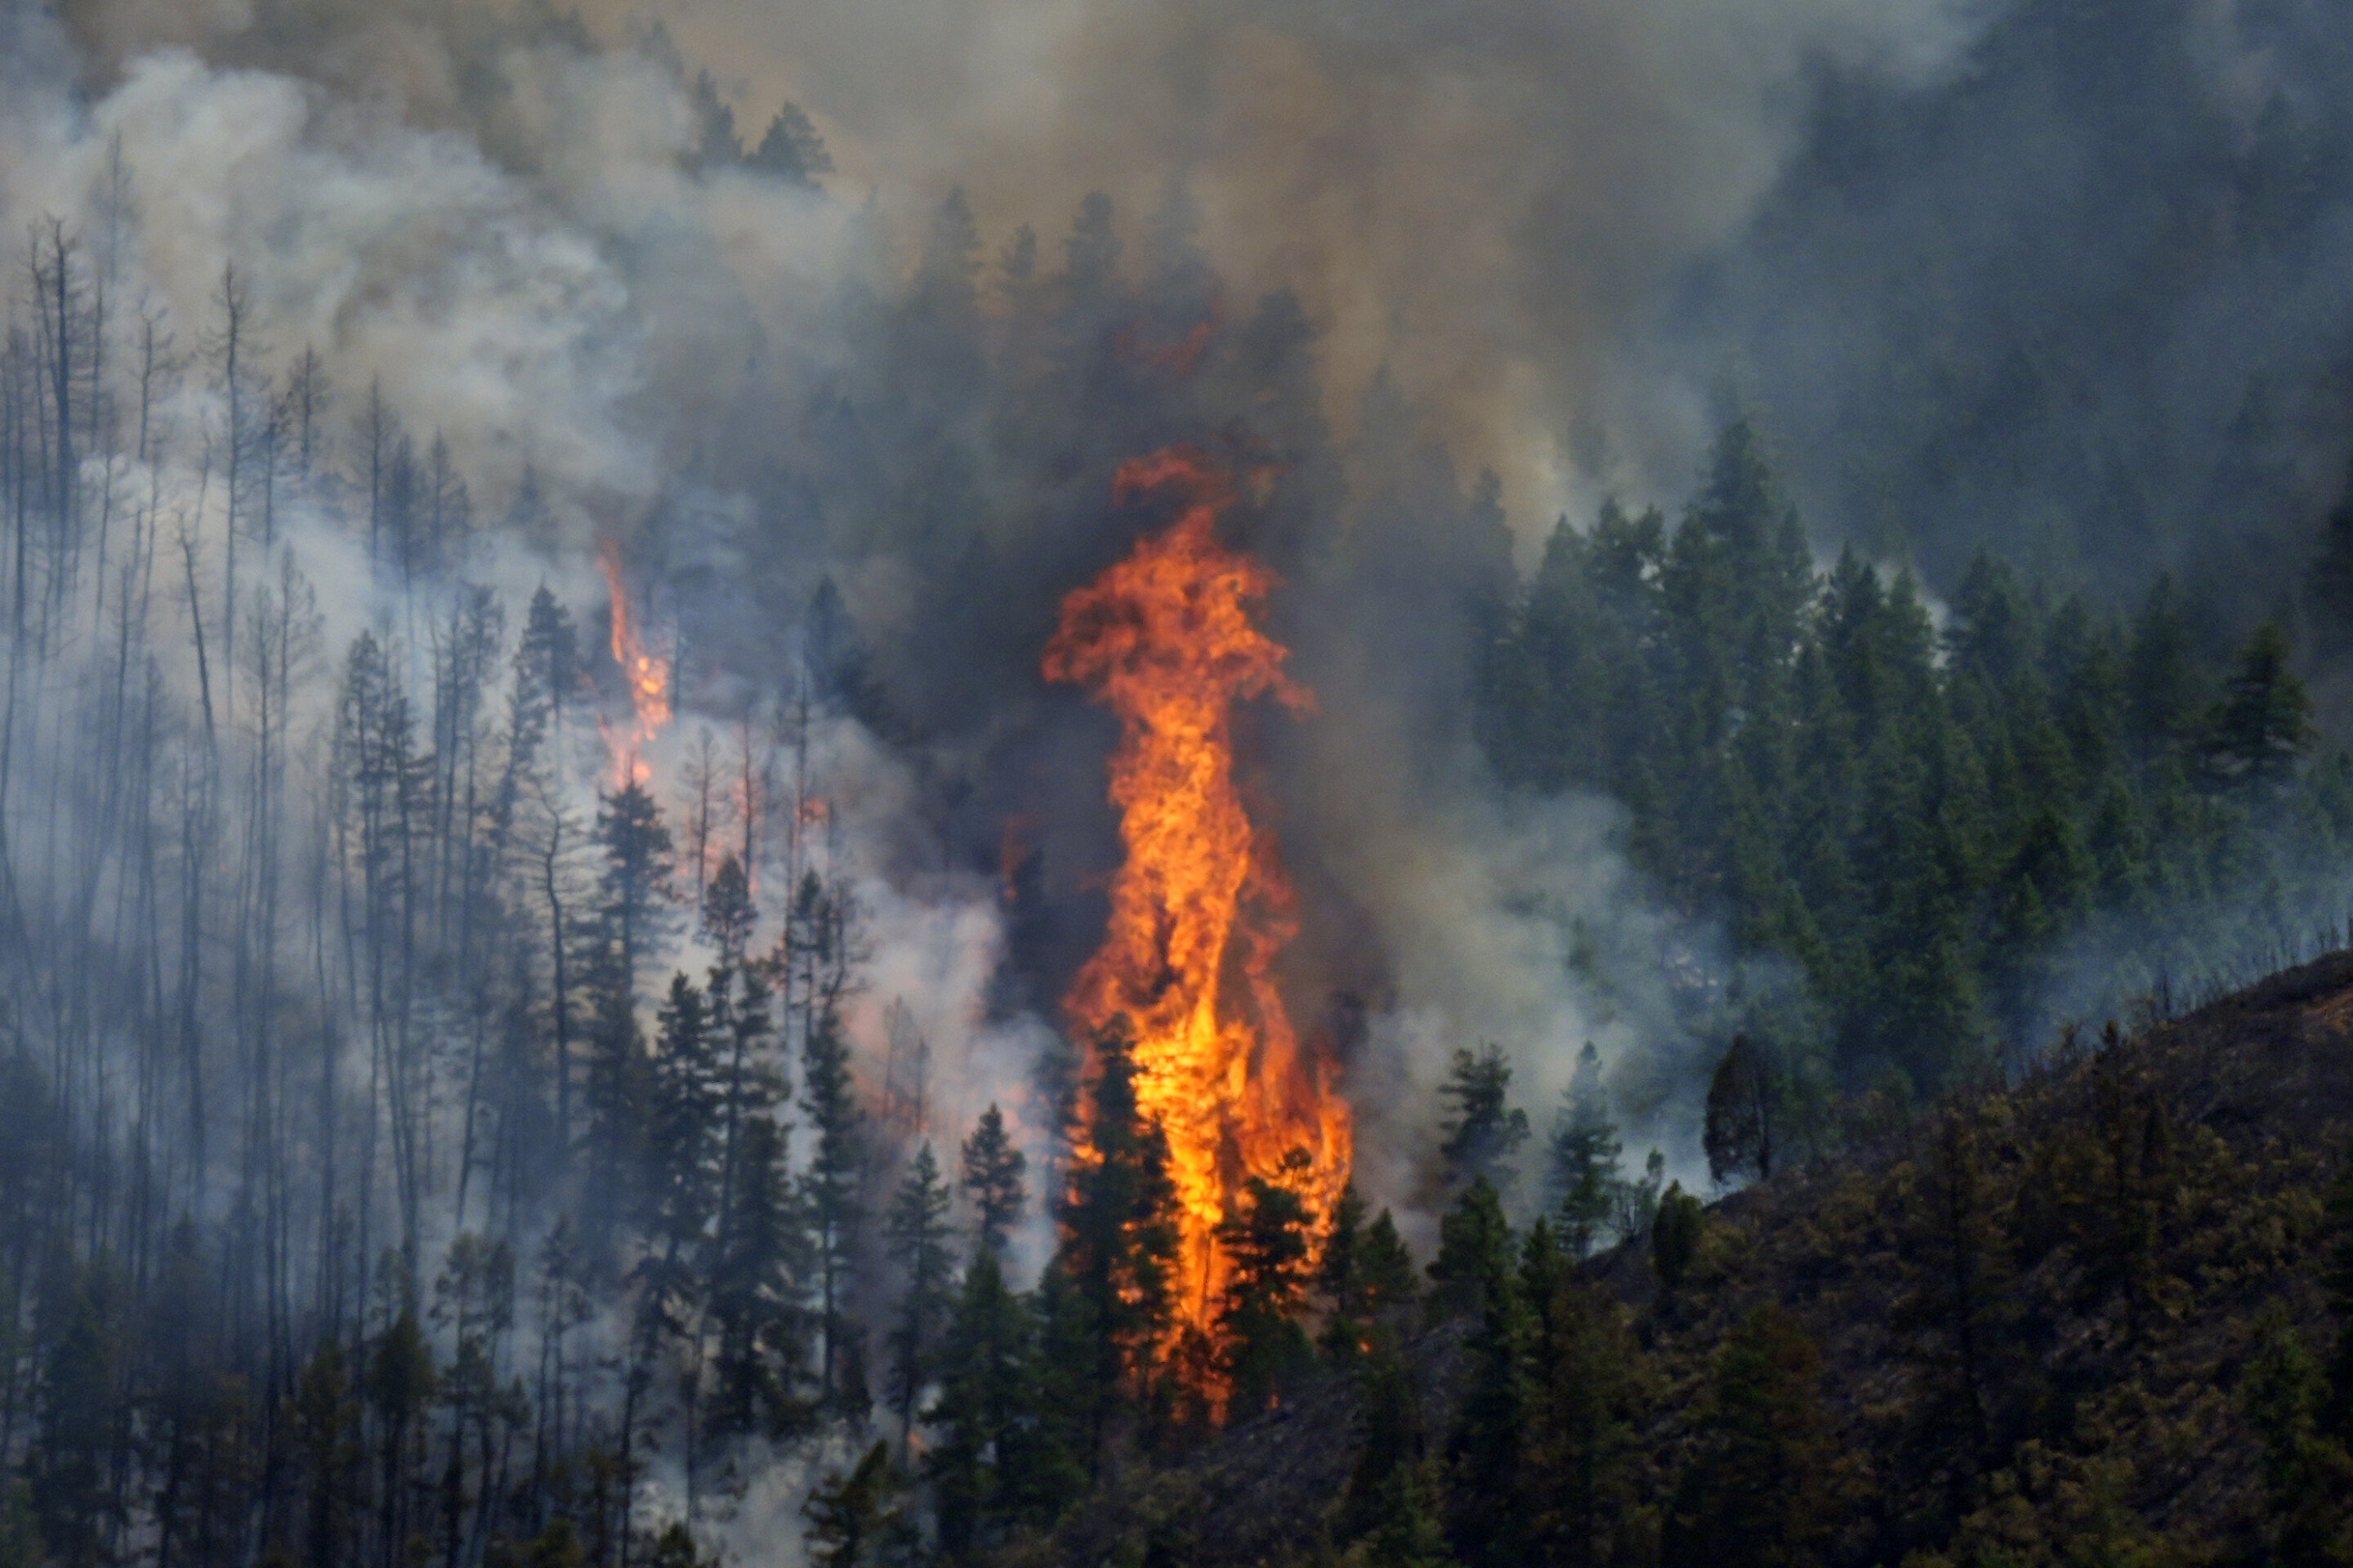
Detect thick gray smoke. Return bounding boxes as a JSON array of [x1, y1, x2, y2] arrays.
[[23, 0, 2353, 1552], [53, 0, 1999, 540], [19, 0, 2346, 1266]]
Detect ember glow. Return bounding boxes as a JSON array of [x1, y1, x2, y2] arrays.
[[1043, 447, 1354, 1328], [601, 544, 673, 788]]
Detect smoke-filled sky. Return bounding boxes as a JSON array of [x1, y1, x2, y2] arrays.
[[41, 0, 2003, 538]]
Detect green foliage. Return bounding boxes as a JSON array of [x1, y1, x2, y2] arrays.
[[1320, 1186, 1420, 1363], [1527, 1281, 1643, 1568], [1651, 1184, 1704, 1292], [1552, 1043, 1625, 1258], [2324, 1138, 2353, 1441], [748, 103, 833, 187], [1051, 1021, 1184, 1472], [1428, 1178, 1514, 1322], [1703, 1034, 1777, 1187], [1478, 425, 2353, 1099], [1438, 1046, 1530, 1191], [2202, 622, 2314, 793], [1444, 1223, 1536, 1568], [1217, 1169, 1319, 1416], [802, 1441, 909, 1568], [1659, 1305, 1849, 1568], [708, 1109, 817, 1440], [960, 1102, 1029, 1259], [2241, 1309, 2353, 1564], [802, 998, 869, 1417]]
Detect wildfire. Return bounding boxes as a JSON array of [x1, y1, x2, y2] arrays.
[[1043, 446, 1352, 1328], [600, 544, 672, 788]]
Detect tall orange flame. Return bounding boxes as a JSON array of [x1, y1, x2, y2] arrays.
[[1043, 447, 1352, 1328], [600, 544, 672, 788]]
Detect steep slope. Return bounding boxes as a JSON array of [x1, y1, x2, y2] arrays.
[[1007, 951, 2353, 1567]]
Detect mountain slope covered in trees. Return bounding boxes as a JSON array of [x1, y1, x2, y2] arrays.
[[1001, 950, 2353, 1568]]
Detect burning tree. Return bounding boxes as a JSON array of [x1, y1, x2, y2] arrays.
[[1043, 446, 1353, 1331]]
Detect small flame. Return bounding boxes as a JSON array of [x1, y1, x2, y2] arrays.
[[600, 543, 672, 788], [1114, 293, 1223, 379], [1043, 445, 1352, 1333]]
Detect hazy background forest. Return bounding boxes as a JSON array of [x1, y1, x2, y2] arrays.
[[2, 0, 2353, 1562]]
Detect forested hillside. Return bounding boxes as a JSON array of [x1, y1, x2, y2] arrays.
[[1003, 952, 2353, 1568], [6, 0, 2353, 1564], [1478, 422, 2353, 1106]]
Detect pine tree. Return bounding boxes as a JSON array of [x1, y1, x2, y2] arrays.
[[1051, 1021, 1181, 1473], [1438, 1046, 1529, 1192], [706, 1115, 815, 1441], [958, 1104, 1028, 1258], [645, 975, 721, 1263], [1427, 1177, 1513, 1323], [1341, 1325, 1458, 1568], [1215, 1170, 1316, 1416], [801, 1441, 904, 1568], [33, 1254, 126, 1567], [1651, 1183, 1703, 1293], [581, 784, 674, 1258], [288, 1341, 359, 1568], [1551, 1043, 1623, 1257], [926, 1250, 1063, 1560], [1659, 1305, 1844, 1568], [1703, 1034, 1775, 1187], [2202, 620, 2312, 793], [1444, 1216, 1536, 1568], [1524, 1271, 1640, 1568], [1894, 1106, 2020, 1507], [748, 104, 833, 187], [801, 1003, 868, 1416], [883, 1145, 956, 1447]]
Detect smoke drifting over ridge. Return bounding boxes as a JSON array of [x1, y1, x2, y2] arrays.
[[47, 0, 1999, 535], [0, 0, 1801, 1265], [15, 0, 2353, 1265]]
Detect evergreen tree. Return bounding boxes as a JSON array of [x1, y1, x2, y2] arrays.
[[1427, 1177, 1513, 1323], [958, 1104, 1028, 1259], [1341, 1325, 1458, 1568], [1659, 1306, 1845, 1568], [883, 1145, 957, 1448], [288, 1340, 360, 1568], [801, 1441, 905, 1568], [2243, 1308, 2353, 1562], [706, 1114, 815, 1441], [1050, 1021, 1181, 1474], [1894, 1106, 2021, 1506], [2125, 574, 2206, 763], [1703, 1034, 1777, 1187], [1524, 1272, 1640, 1568], [34, 1254, 125, 1567], [1214, 1169, 1316, 1416], [926, 1250, 1069, 1560], [645, 975, 721, 1263], [1551, 1043, 1623, 1257], [1437, 1045, 1529, 1192], [1651, 1183, 1703, 1293], [2202, 620, 2313, 793], [582, 784, 674, 1255], [749, 104, 833, 187], [801, 1003, 868, 1415], [1443, 1217, 1538, 1568]]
